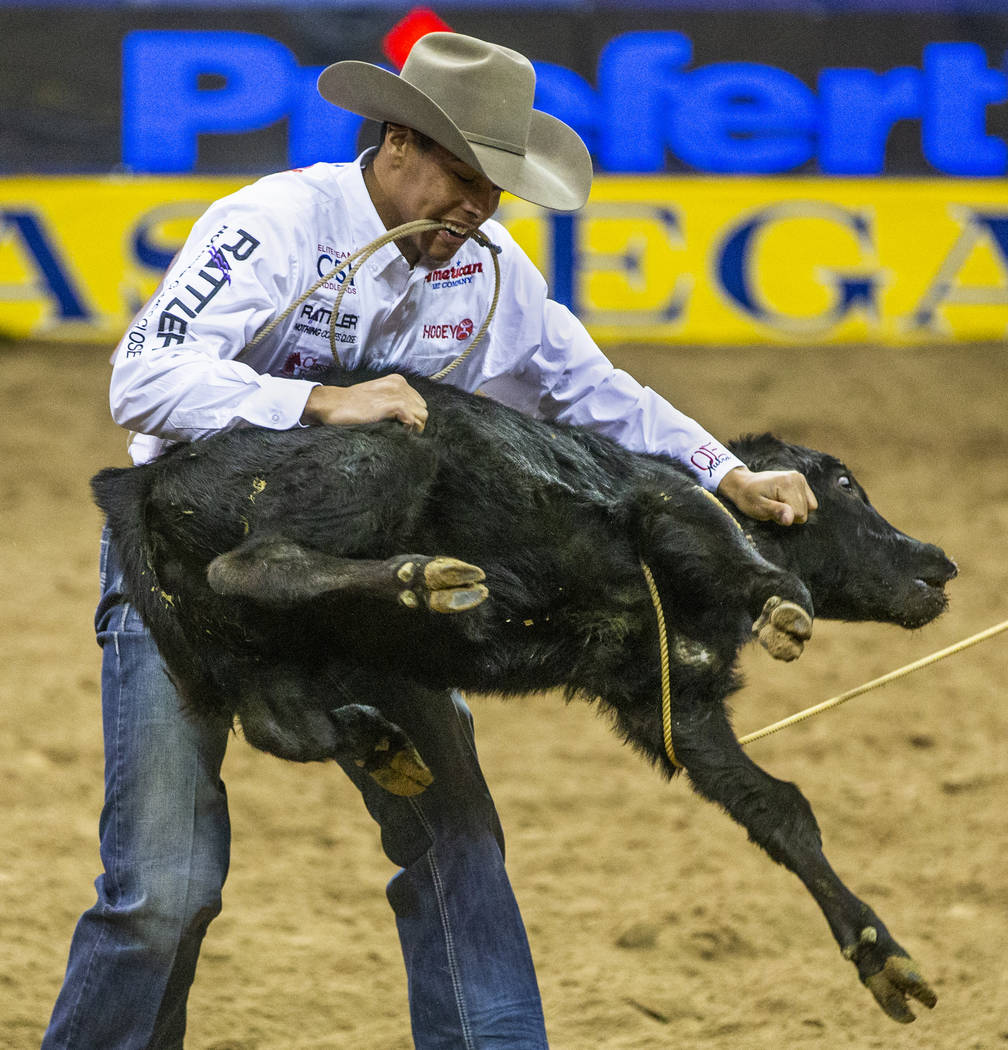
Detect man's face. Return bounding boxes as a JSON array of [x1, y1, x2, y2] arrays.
[[376, 127, 502, 266]]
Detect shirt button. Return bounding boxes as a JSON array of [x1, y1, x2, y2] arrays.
[[271, 413, 281, 423]]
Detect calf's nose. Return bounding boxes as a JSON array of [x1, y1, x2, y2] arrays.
[[918, 544, 957, 585]]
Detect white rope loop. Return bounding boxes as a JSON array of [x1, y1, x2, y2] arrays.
[[428, 231, 500, 380], [244, 218, 501, 381]]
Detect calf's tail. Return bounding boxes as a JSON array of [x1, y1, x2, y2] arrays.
[[92, 462, 233, 725], [90, 462, 174, 632], [92, 464, 157, 576]]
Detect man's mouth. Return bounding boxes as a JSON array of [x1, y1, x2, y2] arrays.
[[439, 222, 470, 242]]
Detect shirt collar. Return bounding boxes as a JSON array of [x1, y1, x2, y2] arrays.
[[343, 149, 414, 279]]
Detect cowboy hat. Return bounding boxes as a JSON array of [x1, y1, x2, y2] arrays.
[[317, 33, 592, 212]]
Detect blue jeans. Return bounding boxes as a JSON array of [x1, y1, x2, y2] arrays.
[[43, 531, 548, 1049]]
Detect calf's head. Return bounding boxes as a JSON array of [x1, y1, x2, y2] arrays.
[[727, 435, 957, 629]]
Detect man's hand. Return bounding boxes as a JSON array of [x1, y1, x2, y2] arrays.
[[301, 374, 428, 430], [717, 466, 818, 525]]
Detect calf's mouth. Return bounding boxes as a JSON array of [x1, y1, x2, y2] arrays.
[[900, 553, 957, 628]]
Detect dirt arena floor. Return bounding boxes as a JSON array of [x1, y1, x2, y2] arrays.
[[2, 338, 1006, 1049]]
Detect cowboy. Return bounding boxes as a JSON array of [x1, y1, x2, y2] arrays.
[[44, 33, 815, 1049]]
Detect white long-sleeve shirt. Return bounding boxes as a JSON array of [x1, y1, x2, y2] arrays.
[[110, 155, 744, 489]]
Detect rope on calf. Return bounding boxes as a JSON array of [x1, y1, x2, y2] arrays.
[[244, 218, 501, 380], [640, 559, 682, 770], [641, 555, 1008, 767]]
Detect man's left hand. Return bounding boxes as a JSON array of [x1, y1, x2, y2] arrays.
[[717, 466, 818, 525]]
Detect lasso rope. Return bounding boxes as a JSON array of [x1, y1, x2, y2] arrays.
[[641, 555, 1008, 768], [738, 617, 1008, 747], [244, 218, 501, 380]]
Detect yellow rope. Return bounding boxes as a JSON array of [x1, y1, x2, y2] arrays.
[[641, 487, 745, 770], [640, 559, 682, 769], [738, 618, 1008, 748], [243, 218, 501, 380]]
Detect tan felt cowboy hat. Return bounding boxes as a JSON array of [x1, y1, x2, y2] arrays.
[[317, 33, 593, 212]]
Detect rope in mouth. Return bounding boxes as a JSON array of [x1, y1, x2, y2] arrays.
[[244, 218, 501, 380]]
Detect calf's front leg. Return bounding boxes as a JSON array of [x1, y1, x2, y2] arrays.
[[632, 487, 814, 662], [669, 695, 937, 1023]]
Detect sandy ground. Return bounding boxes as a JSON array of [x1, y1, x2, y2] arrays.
[[2, 339, 1006, 1049]]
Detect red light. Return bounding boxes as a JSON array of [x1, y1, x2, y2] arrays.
[[382, 8, 454, 70]]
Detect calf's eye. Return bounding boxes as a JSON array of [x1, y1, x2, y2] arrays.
[[837, 475, 852, 490]]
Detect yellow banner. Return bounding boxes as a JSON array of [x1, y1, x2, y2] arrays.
[[2, 175, 1007, 345], [0, 177, 248, 342]]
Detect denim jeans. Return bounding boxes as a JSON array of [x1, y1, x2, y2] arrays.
[[43, 531, 548, 1049]]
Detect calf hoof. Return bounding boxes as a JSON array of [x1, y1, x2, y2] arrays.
[[396, 556, 489, 614], [844, 928, 937, 1023], [359, 740, 434, 797], [753, 596, 812, 661], [332, 704, 434, 796], [864, 954, 937, 1023]]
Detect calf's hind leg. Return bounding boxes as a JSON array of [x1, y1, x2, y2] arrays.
[[207, 533, 488, 612], [233, 673, 434, 796], [330, 704, 434, 796]]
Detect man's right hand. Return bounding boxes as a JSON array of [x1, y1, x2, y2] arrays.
[[300, 374, 428, 430]]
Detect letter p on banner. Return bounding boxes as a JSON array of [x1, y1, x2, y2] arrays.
[[122, 30, 297, 172]]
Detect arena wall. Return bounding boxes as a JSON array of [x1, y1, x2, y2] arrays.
[[2, 2, 1006, 346]]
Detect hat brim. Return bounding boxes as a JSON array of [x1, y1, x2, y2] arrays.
[[317, 61, 591, 212]]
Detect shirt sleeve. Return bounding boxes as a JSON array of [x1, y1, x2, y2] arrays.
[[480, 233, 746, 491], [109, 187, 319, 444]]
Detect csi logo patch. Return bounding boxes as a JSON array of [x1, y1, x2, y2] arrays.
[[316, 243, 357, 292], [423, 318, 474, 341]]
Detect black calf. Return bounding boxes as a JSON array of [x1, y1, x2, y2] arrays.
[[92, 367, 956, 1023]]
